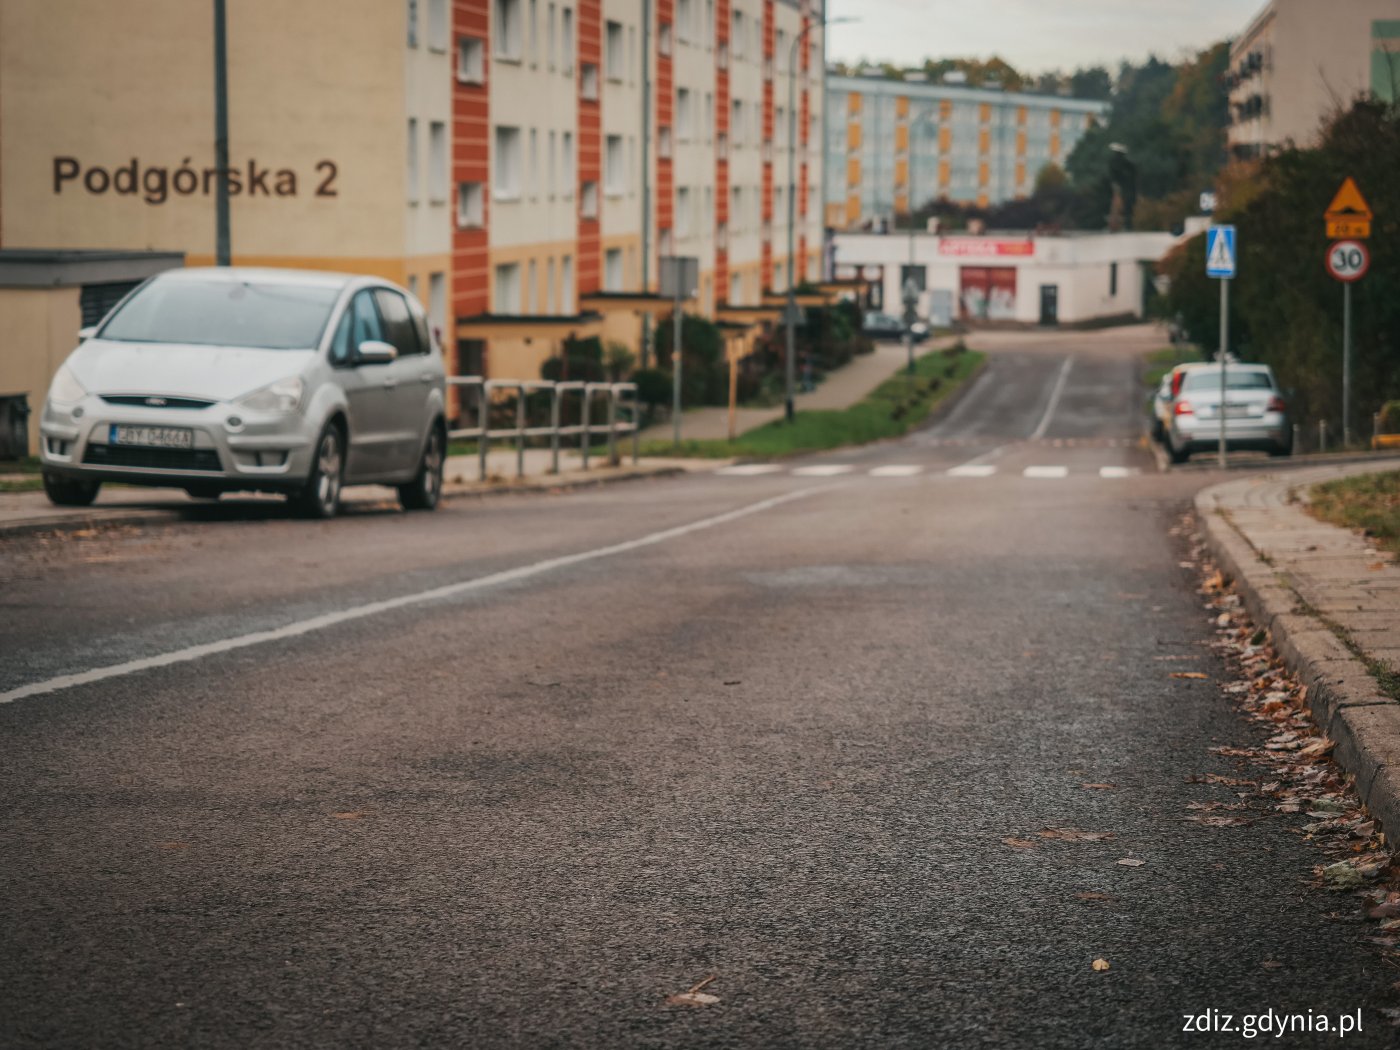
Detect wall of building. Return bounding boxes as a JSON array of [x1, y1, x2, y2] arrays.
[[1228, 0, 1400, 157], [0, 286, 82, 450], [824, 76, 1106, 226], [832, 231, 1173, 326]]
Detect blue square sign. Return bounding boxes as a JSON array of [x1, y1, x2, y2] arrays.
[[1206, 225, 1237, 279]]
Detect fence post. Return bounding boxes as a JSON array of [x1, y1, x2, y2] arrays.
[[631, 388, 640, 465], [1319, 419, 1328, 454], [607, 386, 619, 467], [582, 387, 592, 471], [515, 385, 526, 478], [478, 382, 489, 481], [550, 384, 561, 475]]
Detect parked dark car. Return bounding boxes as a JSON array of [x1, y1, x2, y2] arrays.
[[862, 311, 929, 343]]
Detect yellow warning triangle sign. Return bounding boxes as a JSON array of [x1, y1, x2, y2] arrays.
[[1326, 178, 1372, 221]]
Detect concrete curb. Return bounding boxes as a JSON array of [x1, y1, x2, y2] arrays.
[[0, 463, 691, 541], [1194, 483, 1400, 839]]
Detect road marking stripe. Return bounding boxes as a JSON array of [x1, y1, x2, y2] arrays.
[[791, 464, 854, 476], [717, 464, 783, 476], [948, 464, 998, 477], [869, 465, 922, 477], [1099, 466, 1140, 478], [1024, 465, 1069, 478], [1030, 356, 1074, 441], [0, 487, 831, 706]]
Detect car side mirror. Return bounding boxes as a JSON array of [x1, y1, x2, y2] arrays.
[[78, 326, 97, 342], [357, 340, 398, 365]]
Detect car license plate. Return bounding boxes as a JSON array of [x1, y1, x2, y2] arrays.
[[1224, 405, 1251, 418], [109, 424, 194, 449]]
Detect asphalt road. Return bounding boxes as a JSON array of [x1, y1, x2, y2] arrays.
[[2, 327, 1394, 1048]]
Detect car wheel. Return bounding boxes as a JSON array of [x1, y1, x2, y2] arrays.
[[42, 473, 101, 507], [1269, 442, 1293, 458], [398, 424, 445, 512], [292, 423, 344, 519], [1150, 419, 1165, 443], [184, 485, 222, 501], [1168, 439, 1191, 465]]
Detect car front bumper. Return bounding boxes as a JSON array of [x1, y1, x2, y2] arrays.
[[39, 395, 318, 491]]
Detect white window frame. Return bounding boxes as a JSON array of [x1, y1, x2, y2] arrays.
[[581, 180, 599, 219], [494, 125, 523, 201], [457, 36, 485, 83], [406, 117, 420, 204], [605, 21, 625, 81], [676, 87, 693, 141], [457, 181, 485, 228], [427, 0, 448, 51], [676, 185, 692, 237], [605, 134, 625, 197], [495, 0, 523, 61], [428, 120, 448, 203], [581, 63, 599, 100], [495, 262, 522, 314], [604, 248, 623, 293], [561, 6, 574, 74], [562, 132, 575, 197]]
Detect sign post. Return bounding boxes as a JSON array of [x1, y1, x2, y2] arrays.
[[660, 256, 700, 448], [1205, 225, 1237, 468], [1325, 179, 1372, 447]]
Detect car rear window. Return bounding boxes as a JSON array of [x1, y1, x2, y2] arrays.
[[1182, 370, 1274, 392], [100, 278, 340, 350]]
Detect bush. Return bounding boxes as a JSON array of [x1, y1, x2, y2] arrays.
[[1380, 402, 1400, 434]]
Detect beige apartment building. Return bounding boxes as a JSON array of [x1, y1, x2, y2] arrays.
[[0, 0, 825, 449], [1228, 0, 1400, 158]]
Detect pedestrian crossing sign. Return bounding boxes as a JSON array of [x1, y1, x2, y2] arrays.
[[1206, 225, 1237, 279]]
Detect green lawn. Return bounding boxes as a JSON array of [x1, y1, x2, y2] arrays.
[[0, 476, 45, 493], [1309, 471, 1400, 556], [639, 346, 985, 459]]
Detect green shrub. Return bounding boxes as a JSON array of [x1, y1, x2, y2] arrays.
[[1380, 402, 1400, 434]]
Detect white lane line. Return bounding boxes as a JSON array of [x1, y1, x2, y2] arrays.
[[791, 464, 855, 477], [948, 464, 998, 478], [1024, 465, 1069, 479], [1030, 356, 1074, 441], [0, 487, 831, 706], [869, 465, 922, 477], [717, 464, 783, 476], [1099, 466, 1141, 478]]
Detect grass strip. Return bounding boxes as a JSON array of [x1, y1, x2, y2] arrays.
[[1309, 471, 1400, 557], [639, 347, 985, 460]]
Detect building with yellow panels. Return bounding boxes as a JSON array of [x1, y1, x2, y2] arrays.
[[824, 74, 1108, 227]]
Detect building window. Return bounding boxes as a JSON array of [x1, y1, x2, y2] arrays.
[[658, 125, 673, 159], [562, 132, 575, 196], [457, 36, 485, 83], [776, 28, 786, 70], [495, 263, 522, 314], [605, 134, 625, 196], [731, 10, 745, 59], [1109, 262, 1119, 297], [428, 121, 447, 202], [528, 128, 539, 197], [677, 0, 692, 43], [406, 118, 420, 203], [677, 87, 693, 140], [581, 63, 599, 100], [407, 0, 419, 47], [547, 258, 557, 313], [659, 22, 672, 57], [729, 271, 742, 305], [581, 180, 599, 219], [547, 2, 556, 67], [528, 0, 538, 62], [732, 99, 744, 145], [527, 259, 538, 313], [428, 272, 446, 347], [548, 130, 557, 196], [605, 21, 624, 80], [676, 186, 692, 237], [604, 249, 623, 292], [561, 7, 574, 73], [628, 25, 637, 82], [427, 0, 447, 50], [457, 181, 485, 227], [495, 0, 523, 60], [494, 125, 522, 199], [561, 255, 575, 313]]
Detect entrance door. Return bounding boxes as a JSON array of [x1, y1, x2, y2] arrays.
[[1040, 284, 1059, 326]]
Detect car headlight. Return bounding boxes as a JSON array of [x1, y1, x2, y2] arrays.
[[47, 364, 86, 405], [238, 376, 305, 413]]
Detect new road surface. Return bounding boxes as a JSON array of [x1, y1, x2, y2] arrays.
[[2, 327, 1394, 1047]]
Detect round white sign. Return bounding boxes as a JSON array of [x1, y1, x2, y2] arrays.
[[1326, 241, 1369, 282]]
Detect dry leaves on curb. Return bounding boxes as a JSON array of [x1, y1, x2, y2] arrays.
[[1116, 858, 1147, 868], [667, 975, 721, 1008], [331, 811, 367, 820], [1170, 672, 1210, 680], [1002, 838, 1038, 849], [1092, 958, 1111, 972]]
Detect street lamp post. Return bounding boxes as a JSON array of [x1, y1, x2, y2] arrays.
[[213, 0, 231, 266], [784, 16, 856, 423]]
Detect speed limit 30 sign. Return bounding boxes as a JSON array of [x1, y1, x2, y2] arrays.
[[1327, 241, 1370, 282]]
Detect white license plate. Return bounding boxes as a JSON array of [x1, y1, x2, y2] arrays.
[[109, 424, 194, 449]]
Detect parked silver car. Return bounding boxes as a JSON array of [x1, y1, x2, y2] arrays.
[[39, 267, 448, 518], [1166, 363, 1292, 464]]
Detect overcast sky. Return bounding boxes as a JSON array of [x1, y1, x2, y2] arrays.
[[824, 0, 1265, 73]]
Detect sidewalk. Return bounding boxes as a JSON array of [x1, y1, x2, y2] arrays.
[[0, 449, 716, 538], [1197, 460, 1400, 831], [640, 336, 960, 443]]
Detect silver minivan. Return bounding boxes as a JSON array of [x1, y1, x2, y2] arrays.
[[38, 267, 448, 518]]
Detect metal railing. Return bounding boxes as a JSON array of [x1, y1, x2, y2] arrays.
[[446, 377, 641, 479]]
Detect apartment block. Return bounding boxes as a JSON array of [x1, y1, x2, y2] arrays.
[[0, 0, 826, 401], [1227, 0, 1399, 159], [824, 75, 1107, 227]]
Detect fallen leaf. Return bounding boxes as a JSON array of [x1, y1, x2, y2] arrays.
[[667, 992, 721, 1007], [1261, 960, 1284, 970], [1187, 815, 1252, 828], [1002, 838, 1037, 849], [331, 811, 366, 820], [1116, 858, 1147, 867], [1091, 958, 1111, 972], [1171, 672, 1210, 680], [1081, 783, 1117, 791]]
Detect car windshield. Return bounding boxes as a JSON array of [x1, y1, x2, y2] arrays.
[[100, 278, 340, 350], [1182, 370, 1274, 392]]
